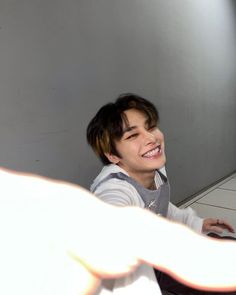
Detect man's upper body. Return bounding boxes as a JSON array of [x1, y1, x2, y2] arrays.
[[87, 93, 235, 294], [87, 94, 234, 236], [91, 164, 203, 233]]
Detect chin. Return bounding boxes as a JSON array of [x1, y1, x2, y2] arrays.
[[155, 158, 166, 170]]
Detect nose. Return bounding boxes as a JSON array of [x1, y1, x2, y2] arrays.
[[142, 129, 156, 145]]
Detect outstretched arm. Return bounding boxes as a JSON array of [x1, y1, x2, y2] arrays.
[[1, 167, 236, 295]]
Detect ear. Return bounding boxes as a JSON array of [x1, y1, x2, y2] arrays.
[[105, 153, 120, 164]]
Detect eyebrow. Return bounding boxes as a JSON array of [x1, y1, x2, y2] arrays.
[[122, 118, 152, 135], [122, 126, 137, 135]]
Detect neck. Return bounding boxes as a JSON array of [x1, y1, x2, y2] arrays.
[[127, 171, 156, 190]]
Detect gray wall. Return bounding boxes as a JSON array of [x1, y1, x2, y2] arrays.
[[0, 0, 236, 204]]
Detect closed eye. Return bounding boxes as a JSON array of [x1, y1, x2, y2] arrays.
[[125, 133, 138, 140], [147, 125, 157, 131]]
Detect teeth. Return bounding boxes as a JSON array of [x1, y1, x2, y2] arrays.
[[143, 146, 160, 157]]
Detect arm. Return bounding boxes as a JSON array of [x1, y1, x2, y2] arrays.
[[167, 202, 203, 233], [167, 202, 235, 234]]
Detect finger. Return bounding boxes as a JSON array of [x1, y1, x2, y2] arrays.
[[75, 259, 101, 295], [208, 225, 224, 234], [219, 220, 235, 233], [215, 219, 235, 233], [68, 205, 141, 279]]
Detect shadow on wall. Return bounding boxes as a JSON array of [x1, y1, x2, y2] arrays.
[[231, 0, 236, 15]]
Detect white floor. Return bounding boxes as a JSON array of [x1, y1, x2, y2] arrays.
[[180, 172, 236, 238]]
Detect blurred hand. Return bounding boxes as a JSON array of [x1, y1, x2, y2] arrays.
[[1, 167, 236, 295]]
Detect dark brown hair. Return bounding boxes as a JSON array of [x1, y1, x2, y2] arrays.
[[86, 93, 159, 165]]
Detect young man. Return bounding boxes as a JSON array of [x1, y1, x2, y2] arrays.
[[87, 93, 236, 295]]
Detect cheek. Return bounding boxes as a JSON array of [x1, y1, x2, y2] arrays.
[[125, 144, 138, 154], [116, 143, 133, 157], [123, 145, 140, 159]]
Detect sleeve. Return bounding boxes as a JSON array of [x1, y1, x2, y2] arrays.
[[167, 202, 203, 233], [93, 179, 144, 208]]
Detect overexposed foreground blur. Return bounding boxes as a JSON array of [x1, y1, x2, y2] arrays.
[[1, 167, 236, 295]]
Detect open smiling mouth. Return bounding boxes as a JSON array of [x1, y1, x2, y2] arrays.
[[142, 145, 161, 158]]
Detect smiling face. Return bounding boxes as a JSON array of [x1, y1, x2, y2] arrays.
[[105, 108, 166, 186]]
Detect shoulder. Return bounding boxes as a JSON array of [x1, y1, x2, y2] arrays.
[[93, 177, 144, 207]]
